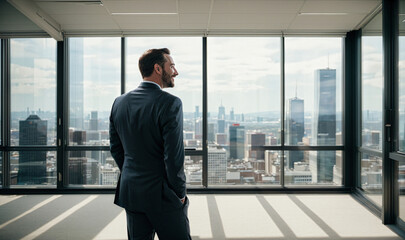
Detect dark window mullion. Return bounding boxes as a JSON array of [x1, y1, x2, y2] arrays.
[[66, 146, 109, 151], [121, 37, 125, 94], [280, 35, 285, 187], [57, 40, 65, 189], [63, 38, 70, 187], [2, 39, 10, 188], [202, 37, 208, 188]]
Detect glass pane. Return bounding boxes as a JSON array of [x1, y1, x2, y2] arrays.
[[400, 36, 405, 151], [207, 37, 281, 186], [68, 150, 117, 186], [126, 37, 203, 149], [360, 153, 382, 207], [362, 37, 383, 150], [185, 155, 202, 186], [10, 151, 56, 187], [69, 38, 121, 146], [400, 160, 405, 222], [399, 1, 405, 224], [285, 150, 342, 185], [10, 39, 57, 146], [285, 38, 343, 147]]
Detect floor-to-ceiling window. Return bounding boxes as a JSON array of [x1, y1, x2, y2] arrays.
[[10, 38, 57, 187], [360, 11, 383, 207], [207, 37, 281, 186], [285, 37, 343, 186], [68, 37, 121, 186], [0, 35, 348, 190]]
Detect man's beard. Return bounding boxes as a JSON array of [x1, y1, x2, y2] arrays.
[[162, 69, 174, 88]]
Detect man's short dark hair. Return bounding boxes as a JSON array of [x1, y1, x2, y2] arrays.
[[138, 48, 170, 78]]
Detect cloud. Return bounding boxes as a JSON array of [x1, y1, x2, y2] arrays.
[[11, 39, 56, 59], [83, 79, 120, 112], [207, 38, 280, 94], [10, 63, 56, 92]]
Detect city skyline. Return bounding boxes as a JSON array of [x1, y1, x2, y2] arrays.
[[5, 37, 390, 187]]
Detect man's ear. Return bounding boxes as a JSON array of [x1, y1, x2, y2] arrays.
[[154, 64, 162, 75]]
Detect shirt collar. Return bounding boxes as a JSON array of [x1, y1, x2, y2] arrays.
[[142, 80, 162, 89]]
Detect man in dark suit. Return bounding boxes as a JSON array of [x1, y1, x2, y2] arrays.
[[109, 48, 191, 240]]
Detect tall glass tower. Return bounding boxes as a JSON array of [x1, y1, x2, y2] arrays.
[[311, 68, 336, 183], [229, 124, 245, 160], [286, 97, 304, 169], [218, 104, 225, 120], [18, 115, 47, 184]]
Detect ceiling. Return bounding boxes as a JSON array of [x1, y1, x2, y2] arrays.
[[2, 0, 382, 40]]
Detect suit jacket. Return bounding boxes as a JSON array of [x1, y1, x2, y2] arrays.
[[109, 81, 186, 212]]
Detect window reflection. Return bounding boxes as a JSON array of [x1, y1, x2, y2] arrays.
[[10, 151, 57, 187], [362, 37, 383, 150], [360, 153, 382, 207], [68, 150, 117, 186], [69, 38, 121, 146]]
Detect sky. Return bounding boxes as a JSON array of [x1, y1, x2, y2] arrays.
[[7, 35, 391, 117]]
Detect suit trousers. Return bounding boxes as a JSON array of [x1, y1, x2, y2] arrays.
[[125, 197, 191, 240]]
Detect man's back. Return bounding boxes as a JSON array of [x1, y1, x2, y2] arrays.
[[110, 48, 190, 240], [110, 82, 185, 212]]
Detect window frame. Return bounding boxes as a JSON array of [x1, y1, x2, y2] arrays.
[[0, 36, 348, 192]]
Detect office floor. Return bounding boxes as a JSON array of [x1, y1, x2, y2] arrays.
[[0, 194, 402, 240]]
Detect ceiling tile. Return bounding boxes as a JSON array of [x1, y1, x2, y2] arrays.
[[301, 0, 381, 14], [212, 0, 303, 13], [51, 14, 118, 26], [103, 0, 177, 13], [178, 0, 211, 13], [36, 2, 107, 15], [62, 24, 120, 31], [113, 15, 179, 29], [179, 14, 209, 29], [210, 13, 295, 30], [289, 14, 366, 30]]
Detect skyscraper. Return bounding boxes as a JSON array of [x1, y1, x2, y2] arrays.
[[229, 124, 245, 160], [18, 115, 47, 184], [218, 104, 225, 120], [216, 133, 227, 145], [217, 119, 225, 133], [250, 133, 266, 160], [195, 119, 202, 140], [208, 146, 227, 184], [89, 111, 98, 131], [195, 106, 200, 119], [208, 123, 215, 143], [286, 97, 304, 169], [69, 130, 86, 184], [230, 108, 234, 121], [310, 68, 336, 183], [69, 38, 84, 130]]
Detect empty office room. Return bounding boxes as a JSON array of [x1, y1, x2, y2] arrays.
[[0, 0, 405, 239]]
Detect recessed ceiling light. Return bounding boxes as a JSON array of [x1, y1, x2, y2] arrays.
[[299, 12, 348, 16], [111, 12, 178, 15]]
